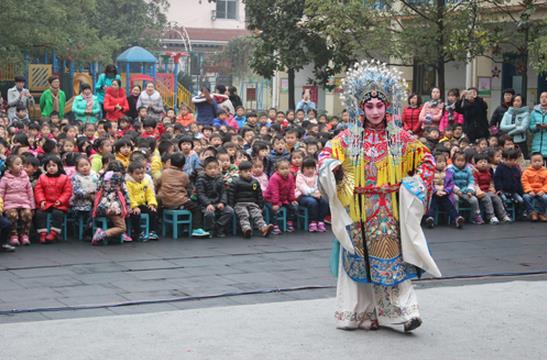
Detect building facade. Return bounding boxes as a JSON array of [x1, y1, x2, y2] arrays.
[[167, 0, 246, 29], [163, 1, 272, 109], [272, 1, 546, 116]]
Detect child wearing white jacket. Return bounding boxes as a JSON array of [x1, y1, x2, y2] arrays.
[[296, 157, 329, 232]]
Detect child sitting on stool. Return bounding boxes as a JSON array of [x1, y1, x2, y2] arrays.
[[228, 161, 273, 238]]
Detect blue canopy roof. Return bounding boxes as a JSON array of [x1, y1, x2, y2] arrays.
[[116, 46, 157, 63]]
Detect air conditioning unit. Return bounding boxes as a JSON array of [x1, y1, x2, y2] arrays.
[[211, 10, 216, 21]]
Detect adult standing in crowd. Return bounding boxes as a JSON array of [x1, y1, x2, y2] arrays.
[[7, 76, 34, 121], [94, 64, 121, 109], [457, 87, 489, 143], [228, 86, 243, 109], [136, 82, 164, 121], [500, 94, 530, 158], [126, 85, 141, 120], [402, 93, 422, 135], [104, 79, 129, 122], [296, 89, 316, 115], [213, 84, 235, 114], [439, 88, 464, 133], [530, 91, 547, 159], [71, 83, 101, 124], [192, 86, 221, 126], [39, 75, 66, 119], [490, 88, 515, 132], [419, 87, 444, 131]]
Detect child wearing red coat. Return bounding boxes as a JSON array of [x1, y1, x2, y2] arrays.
[[263, 159, 298, 235], [34, 155, 73, 243], [103, 80, 129, 122]]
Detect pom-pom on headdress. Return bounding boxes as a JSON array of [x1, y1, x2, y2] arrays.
[[340, 60, 408, 160]]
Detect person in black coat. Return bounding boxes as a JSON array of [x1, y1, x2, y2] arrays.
[[195, 157, 234, 237], [457, 87, 489, 143], [126, 85, 141, 120], [228, 86, 243, 109], [490, 88, 515, 130], [228, 161, 273, 238], [493, 148, 524, 205]]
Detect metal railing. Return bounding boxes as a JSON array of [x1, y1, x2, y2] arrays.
[[0, 64, 22, 81], [177, 83, 195, 112]]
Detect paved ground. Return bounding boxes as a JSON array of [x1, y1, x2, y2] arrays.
[[0, 280, 545, 360], [0, 222, 545, 324]]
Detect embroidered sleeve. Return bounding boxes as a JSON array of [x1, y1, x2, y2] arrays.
[[409, 140, 435, 190]]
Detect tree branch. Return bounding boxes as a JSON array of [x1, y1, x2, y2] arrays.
[[399, 0, 435, 22], [393, 16, 407, 32], [482, 0, 519, 23], [478, 54, 504, 64]]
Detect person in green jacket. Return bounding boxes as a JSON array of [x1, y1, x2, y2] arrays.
[[39, 75, 66, 119], [500, 94, 530, 158], [529, 91, 547, 159], [95, 64, 121, 106], [72, 83, 101, 124]]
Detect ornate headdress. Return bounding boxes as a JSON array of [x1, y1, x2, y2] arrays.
[[340, 60, 408, 160]]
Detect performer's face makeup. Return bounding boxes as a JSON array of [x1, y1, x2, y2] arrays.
[[363, 98, 385, 125]]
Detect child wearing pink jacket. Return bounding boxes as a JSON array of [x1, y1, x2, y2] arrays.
[[0, 155, 35, 246], [263, 159, 297, 235], [296, 157, 329, 232]]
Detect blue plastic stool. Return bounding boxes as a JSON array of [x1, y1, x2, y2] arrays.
[[92, 217, 124, 245], [232, 212, 239, 235], [46, 213, 68, 241], [457, 200, 472, 222], [503, 200, 517, 221], [263, 206, 270, 224], [127, 213, 150, 241], [435, 200, 472, 225], [265, 205, 287, 232], [434, 209, 450, 225], [296, 206, 309, 231], [162, 209, 192, 239], [72, 212, 91, 241]]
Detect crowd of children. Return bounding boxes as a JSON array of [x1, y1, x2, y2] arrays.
[[413, 88, 547, 228], [0, 72, 546, 254]]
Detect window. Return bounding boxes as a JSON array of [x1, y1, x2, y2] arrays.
[[216, 0, 237, 20], [413, 63, 436, 98]]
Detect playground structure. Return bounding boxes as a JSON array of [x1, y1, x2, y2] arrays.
[[115, 46, 194, 113], [0, 46, 194, 119]]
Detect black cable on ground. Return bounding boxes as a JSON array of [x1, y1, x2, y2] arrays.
[[1, 270, 545, 315]]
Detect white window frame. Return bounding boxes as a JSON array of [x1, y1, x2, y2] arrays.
[[216, 0, 238, 20]]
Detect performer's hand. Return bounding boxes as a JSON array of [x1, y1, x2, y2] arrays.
[[132, 207, 141, 215], [333, 165, 344, 182], [148, 205, 157, 212], [40, 201, 46, 210], [272, 205, 280, 212], [206, 204, 215, 212], [528, 191, 536, 197], [538, 191, 545, 196], [291, 201, 299, 206], [217, 203, 225, 210]]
